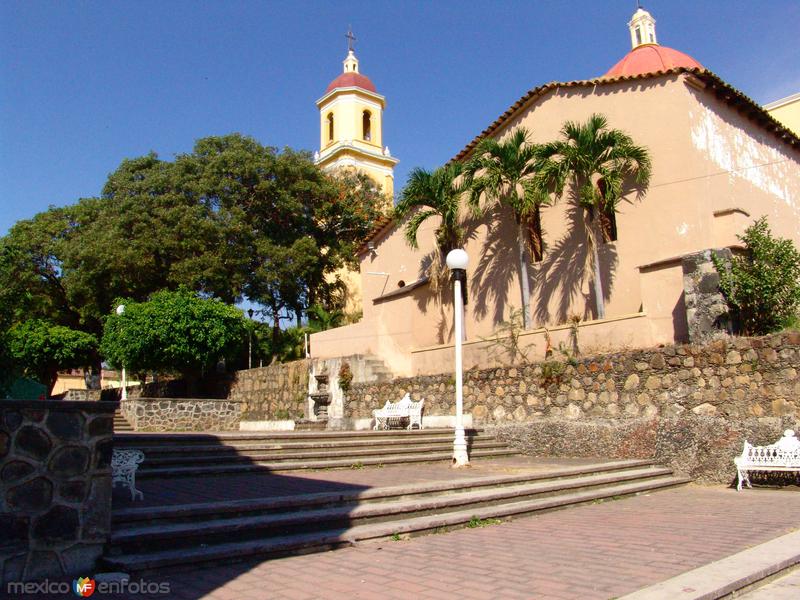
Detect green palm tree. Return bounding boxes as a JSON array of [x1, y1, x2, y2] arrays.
[[395, 162, 468, 256], [465, 128, 549, 330], [537, 114, 651, 319], [306, 303, 345, 332]]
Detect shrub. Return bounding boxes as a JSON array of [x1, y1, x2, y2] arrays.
[[713, 217, 800, 335], [338, 361, 354, 393]]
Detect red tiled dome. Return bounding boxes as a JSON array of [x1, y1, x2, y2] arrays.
[[604, 44, 703, 78], [325, 72, 377, 94]]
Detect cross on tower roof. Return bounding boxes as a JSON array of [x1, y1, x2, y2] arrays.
[[345, 27, 356, 52]]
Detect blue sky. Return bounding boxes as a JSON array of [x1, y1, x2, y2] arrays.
[[2, 0, 798, 236]]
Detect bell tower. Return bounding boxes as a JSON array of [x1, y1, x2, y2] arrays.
[[628, 5, 658, 49], [315, 30, 398, 203]]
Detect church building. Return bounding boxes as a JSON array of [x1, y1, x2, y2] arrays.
[[311, 8, 800, 377], [314, 31, 398, 204], [314, 33, 399, 315]]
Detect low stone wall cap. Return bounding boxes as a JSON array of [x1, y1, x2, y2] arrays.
[[0, 398, 119, 412]]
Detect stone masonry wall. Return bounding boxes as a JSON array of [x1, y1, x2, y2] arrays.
[[0, 399, 116, 583], [227, 360, 309, 421], [683, 248, 734, 343], [120, 398, 241, 432], [346, 332, 799, 482], [346, 332, 800, 423], [488, 416, 799, 484]]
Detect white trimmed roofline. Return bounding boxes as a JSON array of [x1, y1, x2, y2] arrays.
[[764, 91, 800, 111], [317, 87, 386, 108], [317, 142, 399, 167]]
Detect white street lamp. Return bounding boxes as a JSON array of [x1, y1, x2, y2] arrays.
[[116, 304, 127, 400], [247, 308, 254, 369], [446, 248, 470, 467]]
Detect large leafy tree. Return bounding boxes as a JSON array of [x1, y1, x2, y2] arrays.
[[101, 289, 247, 393], [713, 217, 800, 335], [6, 319, 98, 396], [2, 133, 387, 368], [466, 128, 549, 329], [537, 114, 651, 319], [395, 163, 468, 256]]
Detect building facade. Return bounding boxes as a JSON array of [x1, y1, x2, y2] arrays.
[[311, 9, 800, 376]]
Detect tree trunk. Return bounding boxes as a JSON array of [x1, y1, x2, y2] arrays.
[[183, 370, 200, 398], [586, 211, 606, 320], [46, 368, 59, 399], [517, 223, 532, 329], [527, 206, 543, 262]]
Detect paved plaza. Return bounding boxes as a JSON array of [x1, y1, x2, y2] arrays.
[[10, 460, 800, 599], [109, 474, 800, 600], [147, 485, 800, 600]]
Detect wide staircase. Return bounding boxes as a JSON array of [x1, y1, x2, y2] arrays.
[[113, 428, 517, 478], [103, 455, 689, 573], [113, 410, 134, 432]]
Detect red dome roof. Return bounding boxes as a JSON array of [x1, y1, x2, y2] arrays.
[[325, 72, 377, 94], [604, 44, 703, 78]]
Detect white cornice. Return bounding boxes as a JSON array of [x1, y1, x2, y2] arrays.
[[317, 87, 386, 108], [317, 142, 399, 167]]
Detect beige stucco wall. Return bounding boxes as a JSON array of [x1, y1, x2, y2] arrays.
[[766, 93, 800, 137], [311, 73, 800, 376]]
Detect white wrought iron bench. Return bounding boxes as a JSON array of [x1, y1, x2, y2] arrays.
[[734, 429, 800, 491], [112, 448, 145, 500], [373, 393, 424, 430]]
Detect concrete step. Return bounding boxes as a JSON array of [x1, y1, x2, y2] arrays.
[[114, 428, 486, 446], [111, 466, 673, 549], [128, 434, 498, 455], [113, 459, 658, 525], [138, 440, 511, 467], [116, 428, 519, 477], [103, 471, 690, 573], [113, 411, 134, 432], [135, 447, 520, 478]]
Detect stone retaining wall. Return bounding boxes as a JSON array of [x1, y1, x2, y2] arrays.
[[0, 399, 116, 583], [227, 360, 309, 421], [346, 333, 800, 424], [120, 398, 241, 432], [489, 416, 799, 484], [346, 332, 799, 480]]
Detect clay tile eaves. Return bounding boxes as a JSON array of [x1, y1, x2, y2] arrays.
[[451, 68, 800, 165]]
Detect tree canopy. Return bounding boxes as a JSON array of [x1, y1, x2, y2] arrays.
[[395, 163, 469, 255], [6, 320, 98, 396], [466, 128, 550, 329], [713, 217, 800, 335], [537, 114, 651, 319], [101, 289, 247, 390], [1, 133, 387, 377]]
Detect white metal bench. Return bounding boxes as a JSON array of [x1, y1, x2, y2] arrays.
[[112, 448, 145, 500], [734, 429, 800, 491], [373, 393, 424, 430]]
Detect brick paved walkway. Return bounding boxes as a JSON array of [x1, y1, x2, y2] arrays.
[[93, 485, 800, 600]]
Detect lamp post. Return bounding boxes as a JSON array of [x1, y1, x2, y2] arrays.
[[446, 248, 469, 467], [247, 308, 254, 369], [115, 304, 127, 400]]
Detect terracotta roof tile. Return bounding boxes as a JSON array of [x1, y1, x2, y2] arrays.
[[452, 68, 800, 163]]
